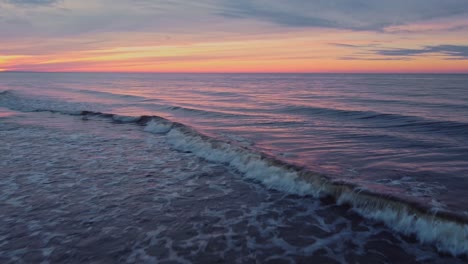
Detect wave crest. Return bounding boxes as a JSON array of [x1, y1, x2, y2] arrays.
[[1, 90, 467, 257]]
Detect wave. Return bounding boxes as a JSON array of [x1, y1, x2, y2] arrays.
[[79, 111, 468, 257], [283, 105, 468, 134], [349, 97, 468, 111], [77, 89, 149, 101], [167, 105, 252, 118], [0, 90, 260, 121], [1, 90, 467, 257]]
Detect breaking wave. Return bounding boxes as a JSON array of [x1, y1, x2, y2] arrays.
[[1, 90, 467, 257]]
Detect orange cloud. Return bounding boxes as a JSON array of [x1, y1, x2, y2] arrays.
[[2, 27, 468, 73]]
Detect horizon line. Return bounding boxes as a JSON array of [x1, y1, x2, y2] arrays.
[[1, 70, 468, 75]]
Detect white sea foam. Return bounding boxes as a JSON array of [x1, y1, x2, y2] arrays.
[[337, 191, 468, 256], [151, 120, 468, 256], [166, 128, 319, 196], [1, 91, 467, 257], [144, 119, 172, 134]]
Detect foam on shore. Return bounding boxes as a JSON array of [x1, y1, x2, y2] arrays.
[[1, 90, 467, 257]]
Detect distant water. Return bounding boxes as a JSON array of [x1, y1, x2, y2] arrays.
[[1, 72, 468, 259]]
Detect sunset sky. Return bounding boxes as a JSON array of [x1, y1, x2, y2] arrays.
[[1, 0, 468, 73]]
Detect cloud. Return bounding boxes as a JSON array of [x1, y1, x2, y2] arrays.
[[375, 45, 468, 59], [5, 0, 59, 5], [2, 0, 468, 42], [329, 43, 382, 49], [329, 43, 362, 48], [2, 0, 468, 68], [217, 0, 340, 29], [333, 42, 468, 60], [216, 0, 468, 31], [339, 56, 411, 61]]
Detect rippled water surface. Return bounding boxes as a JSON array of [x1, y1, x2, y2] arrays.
[[2, 73, 467, 212], [0, 111, 463, 263], [1, 72, 468, 261]]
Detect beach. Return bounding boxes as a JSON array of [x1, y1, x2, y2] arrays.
[[1, 110, 464, 263], [0, 73, 467, 262]]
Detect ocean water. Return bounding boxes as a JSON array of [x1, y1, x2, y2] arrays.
[[0, 72, 467, 262]]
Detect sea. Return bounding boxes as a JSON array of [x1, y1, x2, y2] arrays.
[[0, 72, 467, 263]]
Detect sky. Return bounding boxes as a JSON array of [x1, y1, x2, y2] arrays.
[[1, 0, 468, 73]]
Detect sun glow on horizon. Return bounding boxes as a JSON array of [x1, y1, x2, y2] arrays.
[[1, 1, 468, 73]]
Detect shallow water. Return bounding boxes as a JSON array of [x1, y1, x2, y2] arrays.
[[1, 73, 468, 212], [0, 111, 463, 263], [1, 73, 468, 260]]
